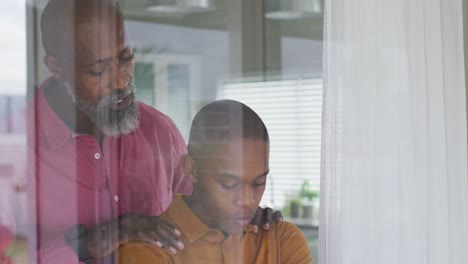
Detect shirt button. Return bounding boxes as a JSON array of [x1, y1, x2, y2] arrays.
[[114, 195, 119, 202], [94, 153, 101, 159]]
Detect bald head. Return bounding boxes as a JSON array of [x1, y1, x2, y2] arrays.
[[41, 0, 123, 58], [188, 100, 269, 158]]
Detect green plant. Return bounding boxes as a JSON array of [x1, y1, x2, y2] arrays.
[[290, 198, 301, 206], [300, 180, 319, 202], [289, 198, 302, 218]]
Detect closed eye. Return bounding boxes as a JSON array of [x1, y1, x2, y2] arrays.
[[253, 175, 267, 187], [254, 181, 266, 186], [88, 65, 108, 76], [220, 181, 239, 190]]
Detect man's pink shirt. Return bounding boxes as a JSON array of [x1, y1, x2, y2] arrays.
[[30, 78, 192, 263]]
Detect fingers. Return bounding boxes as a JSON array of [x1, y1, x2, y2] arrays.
[[152, 222, 184, 250], [263, 207, 274, 230], [273, 210, 283, 223], [249, 207, 284, 235], [251, 207, 263, 234], [157, 218, 182, 237], [142, 224, 183, 255], [86, 213, 185, 258], [135, 232, 167, 252], [119, 214, 185, 255]]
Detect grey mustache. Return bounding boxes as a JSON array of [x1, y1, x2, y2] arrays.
[[103, 81, 136, 105]]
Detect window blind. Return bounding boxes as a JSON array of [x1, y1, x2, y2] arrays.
[[218, 78, 322, 209]]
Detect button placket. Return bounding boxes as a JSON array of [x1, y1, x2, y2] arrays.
[[102, 138, 120, 216], [222, 239, 232, 264]]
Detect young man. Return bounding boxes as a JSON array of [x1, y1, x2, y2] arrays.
[[116, 100, 312, 263], [33, 1, 280, 263]]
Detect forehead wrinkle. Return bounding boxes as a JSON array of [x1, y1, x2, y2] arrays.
[[73, 0, 121, 25], [216, 173, 241, 180], [74, 20, 125, 65], [191, 139, 268, 163], [41, 0, 123, 57]]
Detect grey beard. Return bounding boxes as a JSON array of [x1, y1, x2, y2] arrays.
[[64, 81, 140, 137]]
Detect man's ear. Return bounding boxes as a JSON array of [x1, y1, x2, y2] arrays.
[[182, 154, 197, 183], [43, 55, 63, 79]]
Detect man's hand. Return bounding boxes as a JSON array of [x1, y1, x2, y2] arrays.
[[250, 207, 283, 234], [85, 213, 184, 259]]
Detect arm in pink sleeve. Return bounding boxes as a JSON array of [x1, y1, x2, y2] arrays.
[[167, 119, 193, 195]]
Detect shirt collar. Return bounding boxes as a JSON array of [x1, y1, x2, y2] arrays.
[[166, 195, 256, 244], [167, 195, 211, 243], [35, 77, 73, 150]]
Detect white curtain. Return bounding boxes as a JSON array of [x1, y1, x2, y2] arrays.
[[319, 0, 468, 263]]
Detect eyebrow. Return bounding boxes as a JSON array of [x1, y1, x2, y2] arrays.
[[119, 47, 132, 57], [86, 47, 132, 66], [217, 169, 270, 181]]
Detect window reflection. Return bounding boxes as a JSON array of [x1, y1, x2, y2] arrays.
[[0, 0, 323, 262], [0, 0, 28, 263]]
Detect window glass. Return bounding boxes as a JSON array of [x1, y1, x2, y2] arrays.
[[0, 0, 323, 262], [0, 1, 28, 263]]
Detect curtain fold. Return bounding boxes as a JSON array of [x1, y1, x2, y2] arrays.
[[319, 0, 468, 263]]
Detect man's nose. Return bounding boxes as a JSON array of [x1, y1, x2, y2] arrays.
[[234, 187, 256, 209], [110, 62, 128, 91]]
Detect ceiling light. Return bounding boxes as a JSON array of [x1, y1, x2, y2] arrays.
[[146, 0, 215, 14], [265, 0, 323, 20]]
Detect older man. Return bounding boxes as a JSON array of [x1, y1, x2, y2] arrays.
[[33, 0, 192, 263], [32, 1, 279, 263]]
